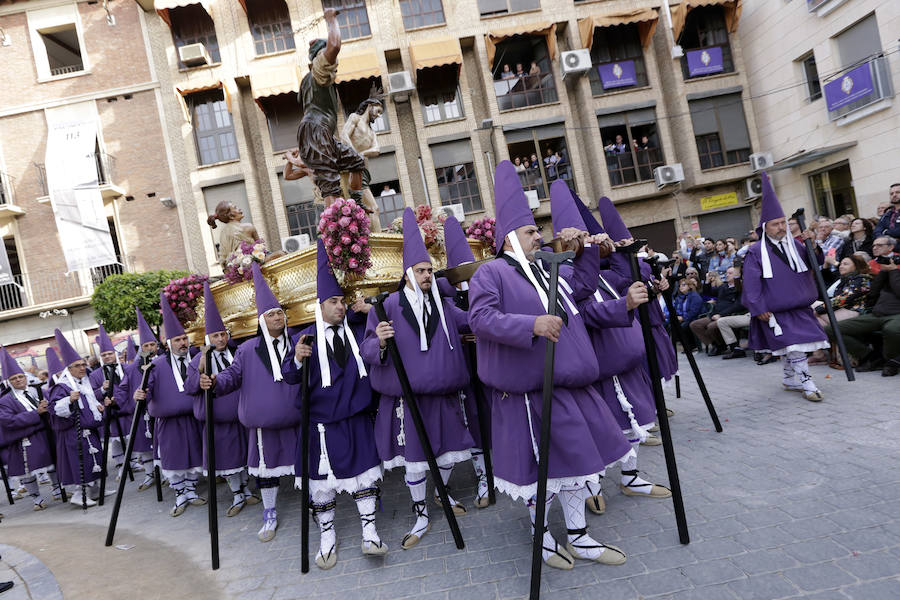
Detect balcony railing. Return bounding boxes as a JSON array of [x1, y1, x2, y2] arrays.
[[606, 147, 664, 187], [35, 152, 117, 196], [823, 55, 894, 121], [517, 163, 573, 200], [50, 63, 85, 76], [494, 69, 558, 111], [680, 43, 735, 80], [0, 173, 14, 205]]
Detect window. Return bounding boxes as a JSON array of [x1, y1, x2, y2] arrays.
[[799, 53, 822, 101], [824, 14, 891, 121], [679, 6, 734, 79], [588, 24, 648, 96], [337, 76, 389, 132], [688, 93, 752, 170], [418, 65, 463, 123], [835, 14, 880, 69], [597, 108, 665, 187], [504, 125, 574, 200], [246, 0, 295, 56], [0, 237, 24, 312], [400, 0, 445, 30], [170, 4, 221, 68], [0, 172, 14, 205], [279, 173, 322, 239], [322, 0, 370, 40], [477, 0, 539, 17], [432, 140, 482, 214], [259, 93, 301, 151], [190, 90, 239, 165], [39, 25, 83, 76], [809, 162, 858, 218], [367, 153, 404, 229], [492, 35, 557, 110]]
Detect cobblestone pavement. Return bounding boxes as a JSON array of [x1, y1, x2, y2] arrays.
[[2, 353, 899, 599]]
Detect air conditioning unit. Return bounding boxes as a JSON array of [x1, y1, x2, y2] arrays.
[[439, 203, 465, 222], [178, 43, 210, 67], [749, 152, 774, 172], [561, 49, 592, 78], [525, 190, 540, 210], [654, 163, 685, 187], [388, 71, 414, 102], [745, 176, 763, 200], [281, 234, 311, 253]]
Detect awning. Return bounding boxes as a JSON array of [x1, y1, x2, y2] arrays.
[[335, 49, 381, 84], [409, 37, 463, 72], [769, 142, 857, 172], [578, 9, 660, 50], [486, 22, 557, 71], [155, 0, 212, 27], [174, 81, 230, 123], [672, 0, 742, 43], [236, 0, 247, 12], [250, 66, 301, 110]]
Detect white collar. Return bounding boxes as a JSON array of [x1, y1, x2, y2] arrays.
[[314, 306, 366, 387], [404, 270, 452, 352], [258, 313, 285, 383], [12, 387, 35, 411], [761, 234, 807, 278], [62, 370, 103, 421]]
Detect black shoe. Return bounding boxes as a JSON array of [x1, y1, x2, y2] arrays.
[[722, 347, 746, 360], [882, 359, 899, 377], [757, 354, 779, 365], [708, 345, 725, 357], [857, 359, 885, 373], [0, 581, 14, 594]]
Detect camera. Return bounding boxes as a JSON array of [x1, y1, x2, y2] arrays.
[[875, 255, 900, 266]]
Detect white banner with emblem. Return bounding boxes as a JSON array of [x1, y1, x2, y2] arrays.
[[44, 118, 117, 272]]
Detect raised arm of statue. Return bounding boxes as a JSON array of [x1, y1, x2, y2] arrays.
[[323, 8, 341, 64]]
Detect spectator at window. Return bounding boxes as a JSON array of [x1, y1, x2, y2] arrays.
[[873, 183, 900, 238], [513, 156, 525, 173], [809, 255, 872, 365], [515, 63, 525, 77], [825, 253, 900, 376], [837, 217, 874, 262], [380, 183, 397, 197], [522, 158, 530, 170], [672, 278, 703, 348], [869, 235, 899, 275], [530, 153, 540, 171], [527, 61, 541, 89], [690, 265, 746, 356], [501, 64, 514, 80], [544, 147, 558, 179], [707, 239, 733, 277]]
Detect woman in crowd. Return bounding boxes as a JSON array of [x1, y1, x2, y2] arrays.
[[707, 239, 734, 277], [809, 255, 872, 365], [836, 217, 874, 262], [672, 278, 704, 350]]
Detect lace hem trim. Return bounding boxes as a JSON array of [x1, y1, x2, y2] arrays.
[[294, 464, 383, 501], [382, 449, 473, 473]]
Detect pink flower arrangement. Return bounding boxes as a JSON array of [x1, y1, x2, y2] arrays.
[[223, 240, 268, 284], [318, 197, 372, 277], [390, 204, 447, 251], [466, 217, 497, 252], [163, 273, 209, 325]]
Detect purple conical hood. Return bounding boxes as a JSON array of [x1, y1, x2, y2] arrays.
[[550, 180, 587, 236], [596, 196, 631, 241], [136, 308, 156, 345], [125, 336, 137, 362], [402, 207, 431, 271], [316, 238, 344, 302], [443, 216, 474, 268], [46, 347, 64, 375], [757, 171, 785, 232], [493, 160, 535, 255], [203, 281, 227, 335], [54, 328, 82, 366], [573, 192, 605, 235], [159, 290, 186, 340], [96, 323, 115, 354], [1, 347, 24, 379], [252, 262, 281, 316]]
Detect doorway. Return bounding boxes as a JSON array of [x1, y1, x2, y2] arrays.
[[809, 162, 857, 218]]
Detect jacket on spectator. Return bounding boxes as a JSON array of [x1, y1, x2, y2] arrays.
[[673, 291, 703, 322], [838, 236, 874, 262], [873, 208, 900, 239], [867, 268, 900, 317], [711, 284, 746, 317], [707, 253, 734, 277]]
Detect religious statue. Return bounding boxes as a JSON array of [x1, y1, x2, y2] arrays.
[[340, 86, 385, 232]]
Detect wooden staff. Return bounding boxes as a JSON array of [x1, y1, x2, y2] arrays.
[[199, 346, 220, 570], [72, 395, 87, 511], [298, 335, 314, 574], [0, 456, 12, 505]]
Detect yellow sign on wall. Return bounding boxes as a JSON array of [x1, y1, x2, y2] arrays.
[[700, 192, 739, 211]]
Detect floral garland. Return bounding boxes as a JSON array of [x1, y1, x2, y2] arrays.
[[466, 217, 496, 252], [223, 240, 267, 284], [318, 197, 372, 277], [162, 273, 209, 326], [389, 204, 447, 252]]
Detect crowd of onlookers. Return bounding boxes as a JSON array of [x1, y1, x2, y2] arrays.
[[513, 147, 571, 192], [657, 183, 900, 377]]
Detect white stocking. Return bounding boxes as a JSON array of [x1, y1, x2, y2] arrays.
[[787, 351, 817, 392], [405, 471, 429, 537], [437, 464, 459, 506], [471, 450, 488, 499], [559, 485, 611, 560], [312, 491, 337, 559], [783, 355, 798, 388], [260, 486, 278, 510], [353, 487, 383, 548], [526, 492, 563, 562]]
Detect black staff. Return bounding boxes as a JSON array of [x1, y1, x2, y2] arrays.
[[365, 293, 465, 550], [620, 240, 689, 544], [105, 362, 155, 547], [98, 366, 132, 506], [298, 335, 314, 574], [32, 386, 66, 503], [528, 249, 574, 600], [646, 257, 722, 432], [71, 394, 88, 511], [792, 208, 855, 382], [144, 359, 163, 504], [104, 364, 134, 480], [198, 347, 220, 570], [0, 456, 12, 505], [462, 340, 495, 506]]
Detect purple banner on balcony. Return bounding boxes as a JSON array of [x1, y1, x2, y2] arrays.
[[824, 63, 875, 112], [598, 60, 637, 89], [686, 47, 724, 77]]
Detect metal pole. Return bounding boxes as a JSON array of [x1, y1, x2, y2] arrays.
[[299, 336, 312, 574], [203, 347, 220, 570], [463, 341, 495, 506], [0, 457, 13, 505]]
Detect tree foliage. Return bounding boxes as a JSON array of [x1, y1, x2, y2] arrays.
[[91, 270, 189, 333]]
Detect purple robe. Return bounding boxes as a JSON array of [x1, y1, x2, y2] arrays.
[[88, 362, 127, 438], [359, 288, 474, 470], [0, 390, 55, 477], [468, 254, 632, 499], [742, 238, 828, 352], [144, 354, 203, 474], [214, 335, 301, 477], [48, 380, 103, 486], [281, 315, 381, 485], [184, 349, 249, 475], [114, 358, 154, 453]]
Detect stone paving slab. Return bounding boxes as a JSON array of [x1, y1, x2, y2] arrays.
[[1, 353, 899, 599]]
